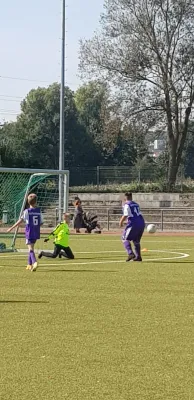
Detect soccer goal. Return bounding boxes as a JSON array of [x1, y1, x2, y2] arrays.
[[0, 168, 69, 253]]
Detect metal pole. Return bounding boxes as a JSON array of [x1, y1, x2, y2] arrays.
[[11, 174, 35, 249], [107, 209, 110, 231], [97, 166, 100, 189], [55, 208, 58, 226], [59, 0, 66, 222], [161, 209, 164, 231], [138, 167, 141, 183], [63, 171, 69, 213]]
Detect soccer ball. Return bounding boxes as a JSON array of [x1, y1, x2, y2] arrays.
[[147, 224, 156, 234]]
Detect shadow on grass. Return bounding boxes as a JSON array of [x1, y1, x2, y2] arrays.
[[0, 300, 49, 304], [39, 256, 123, 261], [1, 256, 123, 267], [164, 261, 193, 264], [38, 269, 117, 273], [145, 260, 193, 264]]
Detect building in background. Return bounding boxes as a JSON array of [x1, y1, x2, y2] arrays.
[[149, 139, 165, 158]]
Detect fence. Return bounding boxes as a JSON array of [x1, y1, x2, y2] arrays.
[[65, 207, 194, 231], [69, 166, 150, 186], [69, 165, 185, 187], [1, 206, 193, 232]]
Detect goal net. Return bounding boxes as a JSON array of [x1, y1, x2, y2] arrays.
[[0, 168, 69, 253]]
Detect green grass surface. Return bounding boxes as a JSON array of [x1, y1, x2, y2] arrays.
[[1, 235, 194, 400]]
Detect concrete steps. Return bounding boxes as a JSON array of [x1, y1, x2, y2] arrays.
[[70, 192, 194, 208], [40, 192, 194, 231]]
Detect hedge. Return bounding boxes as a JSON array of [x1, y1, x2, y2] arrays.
[[69, 181, 194, 193]]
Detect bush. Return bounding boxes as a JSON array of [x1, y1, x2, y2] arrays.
[[69, 180, 194, 193]]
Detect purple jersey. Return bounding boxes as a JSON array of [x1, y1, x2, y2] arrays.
[[123, 201, 144, 227], [22, 208, 42, 241]]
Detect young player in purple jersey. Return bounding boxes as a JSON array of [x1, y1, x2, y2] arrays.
[[119, 192, 145, 262], [7, 194, 43, 272]]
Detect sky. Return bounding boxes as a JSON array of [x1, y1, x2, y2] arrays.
[[0, 0, 104, 122]]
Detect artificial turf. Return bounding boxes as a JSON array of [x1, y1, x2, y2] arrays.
[[0, 235, 194, 400]]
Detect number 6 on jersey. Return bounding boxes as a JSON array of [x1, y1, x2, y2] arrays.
[[33, 215, 39, 226]]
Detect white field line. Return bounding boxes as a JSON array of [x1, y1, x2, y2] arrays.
[[35, 251, 190, 267], [0, 249, 193, 258], [0, 250, 190, 268]]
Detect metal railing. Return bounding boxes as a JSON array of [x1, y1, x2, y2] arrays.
[[68, 165, 187, 187], [54, 207, 194, 231], [1, 207, 193, 232]]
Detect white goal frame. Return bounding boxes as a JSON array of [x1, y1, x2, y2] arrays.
[[0, 167, 69, 251]]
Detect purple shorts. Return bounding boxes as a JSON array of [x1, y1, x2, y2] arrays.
[[122, 224, 145, 242], [26, 239, 36, 245]]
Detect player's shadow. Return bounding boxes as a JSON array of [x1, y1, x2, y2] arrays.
[[0, 300, 49, 304]]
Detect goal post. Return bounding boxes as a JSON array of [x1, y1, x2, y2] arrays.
[[0, 168, 69, 253]]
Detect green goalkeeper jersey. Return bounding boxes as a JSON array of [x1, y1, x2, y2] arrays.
[[48, 222, 69, 247]]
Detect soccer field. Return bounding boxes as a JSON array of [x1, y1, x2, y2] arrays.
[[1, 234, 194, 400]]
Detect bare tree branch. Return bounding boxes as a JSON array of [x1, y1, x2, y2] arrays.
[[79, 0, 194, 186]]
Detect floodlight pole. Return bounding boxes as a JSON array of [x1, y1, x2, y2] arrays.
[[59, 0, 66, 221]]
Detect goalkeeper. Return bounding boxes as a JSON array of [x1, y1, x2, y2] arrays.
[[38, 213, 74, 260]]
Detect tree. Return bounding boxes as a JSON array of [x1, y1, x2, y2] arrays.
[[75, 81, 138, 165], [75, 81, 108, 147], [0, 123, 17, 167], [80, 0, 194, 188], [75, 81, 117, 161], [4, 83, 99, 169], [155, 150, 169, 180], [16, 83, 61, 169], [183, 120, 194, 178]]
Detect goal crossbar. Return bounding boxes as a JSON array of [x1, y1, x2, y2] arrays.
[[0, 168, 69, 175]]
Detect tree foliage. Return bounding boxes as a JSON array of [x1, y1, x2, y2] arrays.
[[75, 81, 140, 164], [80, 0, 194, 187], [184, 120, 194, 178], [0, 84, 100, 169], [0, 122, 17, 166], [0, 81, 159, 179]]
